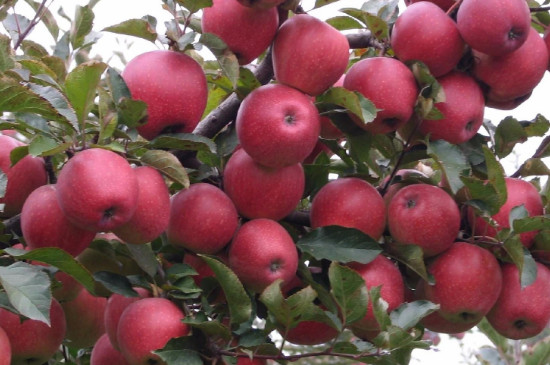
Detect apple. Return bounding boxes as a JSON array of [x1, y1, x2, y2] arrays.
[[418, 242, 503, 333], [228, 218, 299, 292], [404, 0, 456, 11], [472, 28, 549, 107], [417, 71, 485, 144], [223, 148, 305, 220], [183, 253, 217, 286], [113, 166, 170, 244], [273, 14, 349, 96], [310, 177, 386, 240], [0, 298, 66, 365], [457, 0, 531, 56], [302, 141, 333, 165], [391, 2, 465, 77], [468, 177, 543, 248], [167, 182, 239, 254], [487, 262, 550, 339], [349, 255, 404, 331], [236, 358, 267, 365], [0, 326, 10, 365], [419, 310, 477, 335], [202, 0, 279, 65], [122, 50, 208, 140], [236, 83, 321, 168], [104, 287, 151, 350], [544, 28, 550, 70], [61, 288, 107, 349], [319, 75, 346, 140], [284, 320, 339, 346], [90, 333, 130, 365], [117, 297, 190, 365], [0, 134, 47, 217], [343, 56, 418, 134], [387, 184, 460, 257], [236, 0, 284, 8], [55, 148, 139, 232], [21, 184, 96, 256], [382, 169, 429, 206]]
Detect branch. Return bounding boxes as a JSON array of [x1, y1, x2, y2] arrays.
[[510, 135, 550, 178], [530, 6, 550, 12], [218, 348, 385, 362], [13, 0, 49, 50]]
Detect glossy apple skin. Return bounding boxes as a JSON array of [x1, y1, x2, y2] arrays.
[[0, 135, 47, 217], [273, 14, 349, 96], [223, 148, 305, 220], [344, 57, 418, 134], [487, 262, 550, 339], [418, 71, 485, 144], [122, 50, 207, 140], [468, 178, 543, 248], [0, 326, 10, 365], [457, 0, 531, 57], [202, 0, 278, 65], [21, 185, 96, 256], [56, 148, 139, 232], [62, 288, 107, 349], [117, 298, 190, 365], [387, 184, 460, 257], [391, 2, 464, 77], [0, 298, 66, 365], [167, 183, 239, 254], [113, 166, 170, 244], [237, 83, 321, 168], [229, 219, 299, 292], [310, 178, 386, 240], [349, 255, 404, 331], [90, 333, 130, 365], [473, 28, 549, 106], [419, 242, 502, 332], [382, 169, 429, 206]]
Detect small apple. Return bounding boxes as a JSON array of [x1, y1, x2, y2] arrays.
[[167, 183, 239, 254], [122, 50, 208, 140], [202, 0, 279, 65], [229, 219, 299, 292], [0, 326, 10, 365], [90, 333, 130, 365]]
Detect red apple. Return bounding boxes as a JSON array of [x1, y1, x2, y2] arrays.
[[0, 326, 10, 365], [236, 0, 284, 8], [457, 0, 531, 56], [310, 177, 386, 240], [228, 219, 299, 292], [273, 14, 350, 96], [223, 148, 305, 220], [21, 184, 96, 256], [343, 57, 418, 134], [486, 262, 550, 339], [387, 184, 460, 257], [302, 141, 333, 165], [167, 183, 239, 254], [56, 148, 139, 232], [418, 71, 485, 144], [391, 2, 465, 77], [117, 297, 190, 365], [202, 0, 279, 65], [0, 134, 47, 217], [382, 169, 429, 206], [468, 177, 543, 248], [113, 166, 170, 244], [62, 288, 107, 349], [0, 298, 66, 365], [236, 83, 321, 168], [183, 253, 217, 286], [284, 319, 339, 346], [419, 310, 477, 335], [90, 333, 130, 365], [122, 50, 208, 140]]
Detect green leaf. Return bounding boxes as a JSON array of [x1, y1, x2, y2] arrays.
[[103, 18, 157, 43], [155, 343, 203, 365], [329, 262, 368, 325], [520, 250, 538, 289], [0, 170, 7, 200], [92, 271, 138, 297], [183, 316, 231, 341], [148, 133, 217, 155], [388, 243, 433, 284], [318, 87, 377, 125], [0, 261, 52, 325], [140, 150, 190, 189], [116, 98, 148, 128], [28, 135, 58, 156], [70, 5, 94, 49], [64, 60, 107, 125], [125, 243, 158, 278], [296, 226, 382, 264], [524, 114, 550, 137], [176, 0, 212, 13], [426, 139, 469, 194], [314, 0, 340, 8], [199, 255, 252, 326], [326, 16, 365, 30], [23, 0, 59, 40], [390, 300, 439, 331], [524, 337, 550, 365], [513, 215, 550, 233], [518, 158, 550, 177], [494, 117, 527, 158], [364, 13, 389, 39], [199, 33, 239, 88], [106, 67, 131, 101], [3, 14, 30, 47], [0, 34, 13, 72]]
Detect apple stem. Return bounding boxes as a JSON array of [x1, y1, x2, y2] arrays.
[[446, 0, 463, 16]]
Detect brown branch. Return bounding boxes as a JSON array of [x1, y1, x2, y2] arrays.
[[13, 0, 49, 50], [218, 348, 385, 362], [530, 6, 550, 12], [510, 134, 550, 178]]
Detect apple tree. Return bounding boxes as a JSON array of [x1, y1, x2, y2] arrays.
[[0, 0, 549, 364]]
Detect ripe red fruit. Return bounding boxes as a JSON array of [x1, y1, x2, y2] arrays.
[[284, 320, 339, 346], [0, 327, 10, 365], [90, 333, 130, 365], [310, 177, 386, 240], [122, 50, 207, 140], [202, 0, 279, 65], [167, 183, 239, 254], [223, 148, 305, 220], [273, 14, 350, 96], [229, 219, 299, 292], [387, 184, 460, 257]]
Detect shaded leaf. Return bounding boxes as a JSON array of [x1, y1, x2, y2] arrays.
[[125, 243, 158, 278], [148, 133, 217, 154], [314, 0, 340, 8], [200, 33, 239, 88], [494, 117, 527, 158], [388, 243, 433, 284], [141, 150, 190, 189], [176, 0, 213, 13], [116, 97, 147, 128], [518, 158, 550, 177], [103, 18, 157, 43], [427, 139, 469, 194], [390, 300, 439, 331], [183, 317, 231, 341], [70, 5, 94, 49], [92, 271, 138, 297], [329, 262, 368, 325], [3, 14, 30, 47], [318, 87, 377, 125], [0, 33, 13, 72]]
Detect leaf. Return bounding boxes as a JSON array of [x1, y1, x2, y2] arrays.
[[518, 158, 550, 177], [329, 262, 368, 325], [199, 33, 239, 88], [155, 346, 203, 365], [199, 255, 252, 326], [513, 215, 550, 233], [106, 67, 131, 102], [23, 0, 59, 40], [0, 262, 52, 325], [28, 135, 58, 156], [427, 139, 469, 194], [494, 117, 528, 158], [388, 243, 433, 284], [476, 317, 510, 353], [314, 0, 340, 8], [92, 271, 138, 297], [0, 170, 6, 200], [70, 5, 94, 49], [318, 87, 377, 125], [3, 14, 30, 47], [520, 250, 538, 289], [103, 18, 157, 43], [390, 300, 439, 331], [524, 337, 550, 365], [296, 226, 382, 264], [148, 134, 217, 155], [364, 13, 389, 39], [176, 0, 213, 13], [64, 60, 107, 125], [125, 243, 159, 278], [140, 150, 190, 189], [325, 16, 364, 30], [116, 98, 148, 128], [0, 33, 13, 72]]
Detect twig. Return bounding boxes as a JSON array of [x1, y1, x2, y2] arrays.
[[531, 6, 550, 12], [218, 348, 385, 362], [510, 135, 550, 178], [13, 0, 49, 50]]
